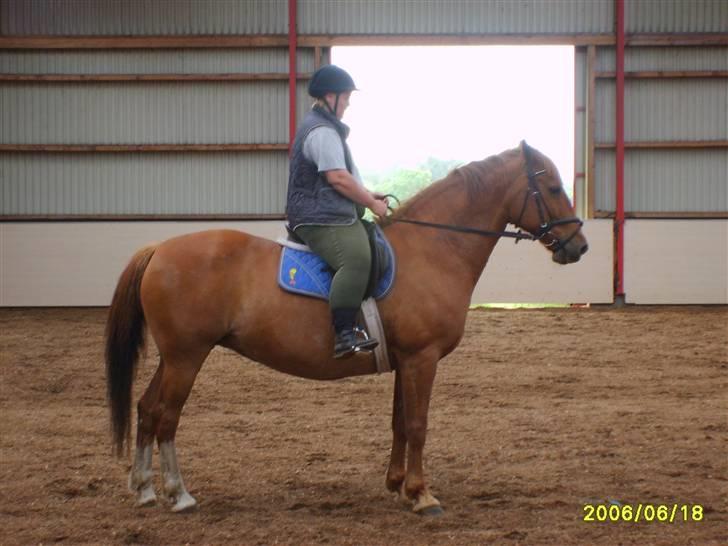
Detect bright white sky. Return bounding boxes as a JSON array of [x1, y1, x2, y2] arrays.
[[332, 46, 574, 192]]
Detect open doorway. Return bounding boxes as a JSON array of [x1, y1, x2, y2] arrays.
[[332, 46, 575, 203]]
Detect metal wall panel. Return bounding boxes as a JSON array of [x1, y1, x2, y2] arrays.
[[0, 44, 313, 217], [624, 220, 728, 304], [0, 219, 613, 306], [0, 48, 316, 74], [1, 81, 292, 144], [0, 153, 288, 215], [590, 81, 614, 143], [0, 0, 287, 35], [594, 149, 728, 212], [597, 46, 728, 72], [299, 0, 613, 35], [296, 80, 313, 126], [627, 0, 728, 33], [594, 79, 728, 142], [5, 0, 724, 37]]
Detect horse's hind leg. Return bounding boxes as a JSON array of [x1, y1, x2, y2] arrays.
[[129, 360, 163, 507], [386, 370, 407, 499], [155, 346, 211, 512]]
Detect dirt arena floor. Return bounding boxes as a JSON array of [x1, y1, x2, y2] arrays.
[[1, 306, 726, 545]]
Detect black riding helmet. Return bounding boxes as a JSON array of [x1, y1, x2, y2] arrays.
[[308, 65, 357, 117], [308, 65, 357, 98]]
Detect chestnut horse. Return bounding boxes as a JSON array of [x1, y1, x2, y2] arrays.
[[105, 142, 588, 515]]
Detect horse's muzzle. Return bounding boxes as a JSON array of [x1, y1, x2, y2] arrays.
[[552, 239, 589, 265]]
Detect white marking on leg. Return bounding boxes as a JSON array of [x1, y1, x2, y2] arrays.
[[159, 441, 197, 512], [413, 490, 441, 513], [396, 482, 409, 504], [128, 443, 156, 507]]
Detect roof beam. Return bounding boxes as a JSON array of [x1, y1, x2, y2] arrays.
[[3, 33, 725, 50]]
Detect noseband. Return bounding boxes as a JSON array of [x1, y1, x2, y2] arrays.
[[515, 141, 583, 252]]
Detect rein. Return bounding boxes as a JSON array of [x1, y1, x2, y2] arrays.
[[385, 141, 583, 247], [389, 213, 535, 241]]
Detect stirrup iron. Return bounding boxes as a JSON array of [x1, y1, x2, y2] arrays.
[[353, 327, 378, 352]]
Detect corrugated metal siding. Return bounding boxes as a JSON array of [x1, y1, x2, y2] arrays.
[[594, 149, 728, 212], [296, 81, 312, 127], [0, 41, 314, 216], [0, 0, 287, 35], [595, 79, 728, 142], [627, 0, 728, 33], [0, 48, 315, 74], [299, 0, 613, 35], [597, 47, 728, 72], [1, 81, 292, 144], [6, 0, 724, 37], [589, 81, 615, 142], [0, 153, 288, 214]]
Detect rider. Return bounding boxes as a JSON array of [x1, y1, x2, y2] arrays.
[[286, 65, 389, 359]]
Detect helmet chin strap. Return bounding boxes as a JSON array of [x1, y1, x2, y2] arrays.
[[323, 93, 340, 117]]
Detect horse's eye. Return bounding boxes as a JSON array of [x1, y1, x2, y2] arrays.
[[548, 187, 561, 195]]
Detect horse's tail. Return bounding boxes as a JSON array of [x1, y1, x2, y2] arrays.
[[105, 243, 157, 458]]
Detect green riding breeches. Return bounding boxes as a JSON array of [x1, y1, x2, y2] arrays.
[[294, 220, 371, 310]]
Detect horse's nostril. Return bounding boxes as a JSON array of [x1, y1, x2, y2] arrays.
[[580, 244, 589, 255]]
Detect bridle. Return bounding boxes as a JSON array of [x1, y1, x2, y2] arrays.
[[388, 141, 583, 250], [516, 141, 583, 251]]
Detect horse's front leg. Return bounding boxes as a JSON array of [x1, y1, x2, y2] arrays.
[[398, 349, 443, 516], [386, 370, 407, 498]]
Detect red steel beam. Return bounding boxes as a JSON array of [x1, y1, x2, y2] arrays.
[[615, 0, 626, 298]]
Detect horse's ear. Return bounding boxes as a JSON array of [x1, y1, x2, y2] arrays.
[[520, 140, 532, 162]]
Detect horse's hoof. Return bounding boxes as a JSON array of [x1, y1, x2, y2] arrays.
[[416, 504, 445, 517], [413, 491, 442, 515], [136, 486, 157, 507], [170, 492, 197, 513]]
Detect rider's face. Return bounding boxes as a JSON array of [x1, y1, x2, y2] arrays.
[[325, 91, 352, 120]]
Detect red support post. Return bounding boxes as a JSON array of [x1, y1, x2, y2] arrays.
[[615, 0, 626, 298], [288, 0, 297, 154]]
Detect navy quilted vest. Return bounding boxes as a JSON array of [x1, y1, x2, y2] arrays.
[[286, 106, 363, 229]]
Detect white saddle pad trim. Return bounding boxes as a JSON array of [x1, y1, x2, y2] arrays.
[[276, 236, 312, 252]]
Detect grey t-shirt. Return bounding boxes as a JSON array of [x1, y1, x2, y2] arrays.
[[302, 126, 364, 185]]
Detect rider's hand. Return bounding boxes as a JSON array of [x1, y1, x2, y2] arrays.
[[370, 199, 389, 218]]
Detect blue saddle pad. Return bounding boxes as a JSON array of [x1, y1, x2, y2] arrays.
[[278, 226, 395, 301]]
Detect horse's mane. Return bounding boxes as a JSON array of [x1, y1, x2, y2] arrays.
[[379, 147, 522, 227]]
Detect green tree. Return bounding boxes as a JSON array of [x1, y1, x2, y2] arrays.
[[364, 157, 464, 203], [371, 168, 432, 202], [421, 157, 464, 182]]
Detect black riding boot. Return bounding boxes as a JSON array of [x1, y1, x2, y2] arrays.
[[332, 307, 379, 359]]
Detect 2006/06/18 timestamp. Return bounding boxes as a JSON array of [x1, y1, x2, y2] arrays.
[[583, 504, 704, 523]]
